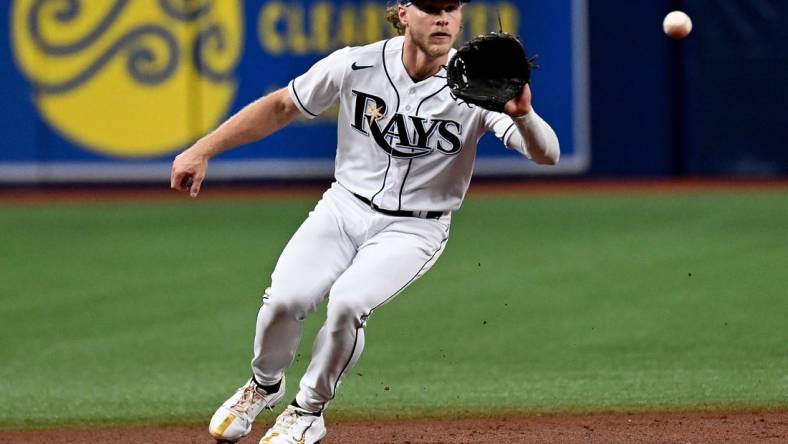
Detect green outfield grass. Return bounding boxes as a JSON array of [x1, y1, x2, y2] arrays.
[[1, 190, 787, 429]]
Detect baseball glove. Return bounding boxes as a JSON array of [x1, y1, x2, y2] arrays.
[[446, 32, 535, 112]]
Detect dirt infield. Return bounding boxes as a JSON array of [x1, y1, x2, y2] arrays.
[[2, 411, 786, 443]]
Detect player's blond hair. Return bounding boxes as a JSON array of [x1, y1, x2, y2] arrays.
[[385, 5, 406, 35]]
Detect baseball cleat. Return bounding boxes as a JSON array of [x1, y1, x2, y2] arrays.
[[259, 405, 326, 444], [208, 376, 286, 442]]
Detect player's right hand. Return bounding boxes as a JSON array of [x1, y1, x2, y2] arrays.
[[170, 148, 209, 198]]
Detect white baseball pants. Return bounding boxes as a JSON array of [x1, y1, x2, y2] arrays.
[[250, 182, 450, 412]]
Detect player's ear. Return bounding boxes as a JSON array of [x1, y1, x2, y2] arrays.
[[398, 5, 408, 26]]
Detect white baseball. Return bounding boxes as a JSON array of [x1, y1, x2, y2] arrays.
[[663, 11, 693, 39]]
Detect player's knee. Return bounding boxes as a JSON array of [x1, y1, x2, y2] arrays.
[[325, 297, 369, 328], [261, 285, 321, 320]]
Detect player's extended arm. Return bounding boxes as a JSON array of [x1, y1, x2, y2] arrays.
[[170, 88, 302, 197], [503, 84, 560, 165]]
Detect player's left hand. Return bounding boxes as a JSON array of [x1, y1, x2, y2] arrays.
[[503, 83, 533, 118]]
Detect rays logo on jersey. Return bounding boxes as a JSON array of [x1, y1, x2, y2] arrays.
[[350, 90, 462, 159]]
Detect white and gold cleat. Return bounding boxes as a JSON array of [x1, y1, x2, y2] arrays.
[[208, 376, 286, 443], [259, 405, 326, 444]]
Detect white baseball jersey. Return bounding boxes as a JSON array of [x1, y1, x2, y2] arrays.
[[288, 36, 520, 212]]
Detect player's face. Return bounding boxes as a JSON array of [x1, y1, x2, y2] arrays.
[[402, 0, 462, 58]]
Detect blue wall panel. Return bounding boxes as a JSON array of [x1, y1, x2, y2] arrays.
[[0, 0, 589, 183], [0, 7, 40, 163], [587, 0, 788, 178], [587, 0, 674, 177], [5, 0, 784, 182], [682, 0, 788, 176]]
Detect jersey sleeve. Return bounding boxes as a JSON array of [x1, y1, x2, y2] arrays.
[[288, 47, 350, 119], [481, 109, 518, 148]]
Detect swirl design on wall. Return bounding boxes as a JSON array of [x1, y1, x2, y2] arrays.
[[28, 0, 129, 55], [159, 0, 212, 21], [12, 0, 243, 157]]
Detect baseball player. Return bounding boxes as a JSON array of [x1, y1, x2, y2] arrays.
[[171, 0, 559, 442]]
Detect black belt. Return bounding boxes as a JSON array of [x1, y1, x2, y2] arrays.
[[352, 193, 445, 219]]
